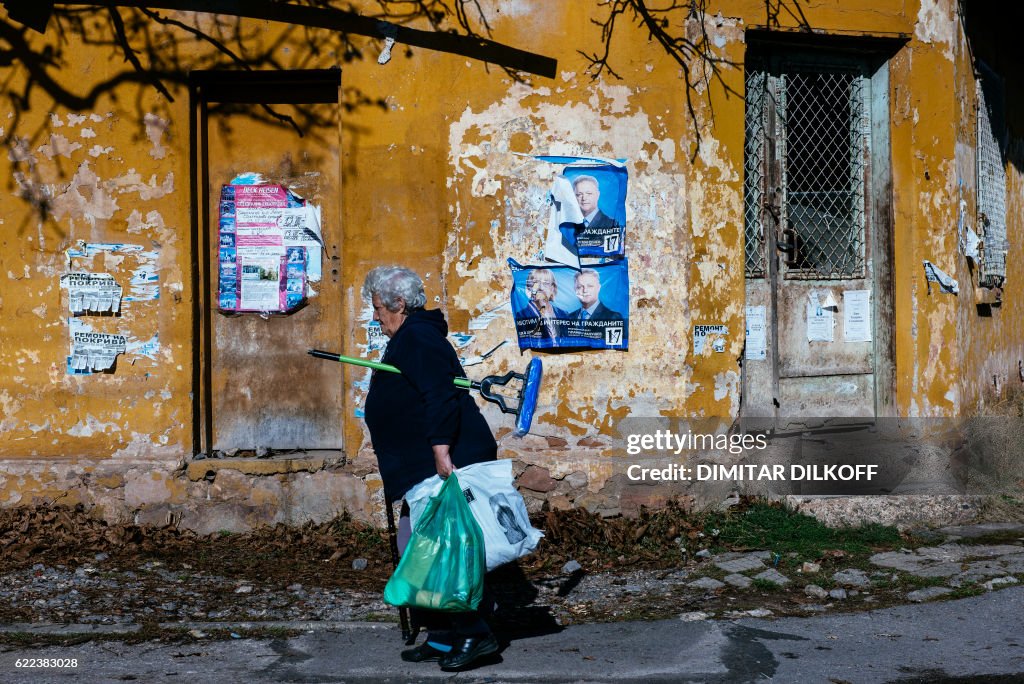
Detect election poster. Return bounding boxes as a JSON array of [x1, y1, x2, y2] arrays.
[[561, 162, 627, 259], [528, 155, 628, 265], [509, 258, 629, 351], [217, 182, 322, 314]]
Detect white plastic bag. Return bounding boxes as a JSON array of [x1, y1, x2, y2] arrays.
[[406, 459, 544, 571]]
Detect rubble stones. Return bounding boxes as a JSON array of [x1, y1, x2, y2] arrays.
[[828, 588, 848, 600], [713, 553, 766, 574], [871, 544, 1024, 581], [753, 569, 790, 587], [906, 587, 953, 602], [518, 465, 556, 493], [832, 569, 871, 588], [351, 558, 368, 571], [723, 573, 753, 589], [726, 608, 773, 618], [983, 576, 1019, 591], [679, 611, 712, 622], [688, 577, 725, 591], [804, 584, 828, 600], [561, 560, 582, 574], [800, 562, 821, 574]]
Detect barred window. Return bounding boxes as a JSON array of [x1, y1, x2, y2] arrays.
[[976, 63, 1007, 289], [744, 61, 869, 280], [744, 67, 767, 278], [781, 68, 868, 280]]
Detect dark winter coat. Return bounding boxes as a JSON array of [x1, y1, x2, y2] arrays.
[[364, 309, 496, 500]]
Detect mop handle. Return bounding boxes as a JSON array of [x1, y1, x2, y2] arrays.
[[307, 349, 473, 389]]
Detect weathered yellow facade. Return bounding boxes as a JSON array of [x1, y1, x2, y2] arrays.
[[1, 1, 1020, 530]]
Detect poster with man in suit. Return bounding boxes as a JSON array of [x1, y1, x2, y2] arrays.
[[563, 163, 627, 258], [509, 259, 628, 350]]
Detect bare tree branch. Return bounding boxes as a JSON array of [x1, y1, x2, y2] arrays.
[[108, 6, 175, 102]]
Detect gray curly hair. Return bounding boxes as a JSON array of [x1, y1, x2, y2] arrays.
[[361, 266, 427, 312]]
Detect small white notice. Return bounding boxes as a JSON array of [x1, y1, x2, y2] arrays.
[[745, 306, 767, 360], [843, 290, 872, 342], [694, 325, 728, 355], [806, 302, 834, 342]]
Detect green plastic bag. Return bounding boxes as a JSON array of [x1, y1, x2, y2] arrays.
[[383, 472, 485, 612]]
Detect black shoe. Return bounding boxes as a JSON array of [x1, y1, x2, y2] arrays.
[[438, 634, 500, 671], [400, 641, 447, 663]]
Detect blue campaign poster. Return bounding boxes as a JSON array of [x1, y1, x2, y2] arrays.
[[561, 163, 627, 258], [509, 258, 629, 351]]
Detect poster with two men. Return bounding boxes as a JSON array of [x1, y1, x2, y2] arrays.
[[510, 156, 629, 351]]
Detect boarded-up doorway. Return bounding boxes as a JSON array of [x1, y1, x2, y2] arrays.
[[742, 48, 895, 422], [189, 70, 344, 456]]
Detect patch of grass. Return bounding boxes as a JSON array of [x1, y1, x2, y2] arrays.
[[947, 584, 985, 600], [752, 578, 780, 591], [709, 503, 903, 561], [870, 574, 899, 590], [901, 574, 948, 590]]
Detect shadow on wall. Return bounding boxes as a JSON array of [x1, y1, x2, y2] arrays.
[[0, 1, 559, 236]]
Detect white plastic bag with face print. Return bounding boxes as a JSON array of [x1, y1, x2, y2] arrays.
[[406, 459, 544, 571]]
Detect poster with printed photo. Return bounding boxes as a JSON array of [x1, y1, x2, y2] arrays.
[[217, 183, 320, 314], [561, 162, 627, 259], [509, 258, 629, 351]]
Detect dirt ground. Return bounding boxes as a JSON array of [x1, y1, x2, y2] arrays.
[[2, 499, 1022, 635]]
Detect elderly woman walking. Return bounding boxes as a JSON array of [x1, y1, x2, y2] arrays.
[[361, 265, 500, 672]]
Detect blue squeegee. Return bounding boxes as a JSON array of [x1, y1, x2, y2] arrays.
[[308, 350, 543, 437]]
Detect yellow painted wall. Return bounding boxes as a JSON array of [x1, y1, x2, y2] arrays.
[[0, 1, 1020, 519]]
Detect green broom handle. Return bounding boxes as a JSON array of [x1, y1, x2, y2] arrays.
[[308, 349, 473, 389]]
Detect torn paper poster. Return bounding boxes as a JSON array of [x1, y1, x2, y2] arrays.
[[744, 306, 767, 360], [450, 333, 476, 349], [127, 267, 160, 302], [922, 260, 960, 295], [460, 340, 508, 367], [524, 154, 628, 261], [69, 331, 126, 372], [126, 334, 160, 360], [961, 226, 982, 263], [60, 273, 122, 314], [219, 182, 322, 314], [820, 291, 838, 309], [543, 174, 582, 269], [66, 242, 160, 304], [366, 321, 388, 353], [843, 290, 872, 342], [468, 302, 511, 330], [806, 302, 834, 342], [230, 172, 266, 185], [693, 325, 728, 355], [510, 259, 628, 351]]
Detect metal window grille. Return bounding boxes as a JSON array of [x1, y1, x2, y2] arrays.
[[976, 69, 1007, 288], [781, 69, 868, 279], [744, 68, 767, 278]]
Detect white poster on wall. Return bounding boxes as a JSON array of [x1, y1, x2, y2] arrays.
[[843, 290, 872, 342], [806, 302, 834, 342], [745, 306, 767, 360]]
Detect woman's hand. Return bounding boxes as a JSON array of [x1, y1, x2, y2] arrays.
[[433, 445, 454, 479]]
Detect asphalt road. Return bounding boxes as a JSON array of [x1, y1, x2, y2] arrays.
[[2, 587, 1023, 683]]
